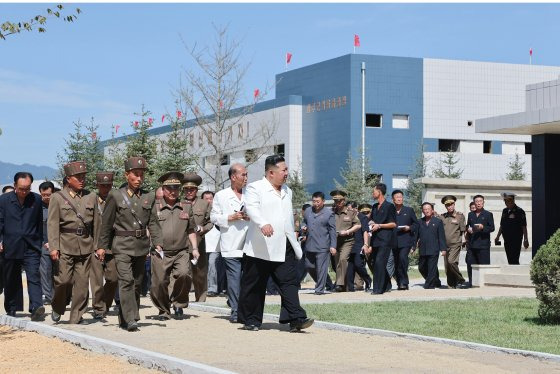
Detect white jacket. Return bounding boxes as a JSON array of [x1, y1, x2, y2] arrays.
[[242, 177, 302, 261], [210, 187, 248, 258]]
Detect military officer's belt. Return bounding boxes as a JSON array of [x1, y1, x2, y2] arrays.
[[114, 229, 147, 238], [60, 227, 89, 236]]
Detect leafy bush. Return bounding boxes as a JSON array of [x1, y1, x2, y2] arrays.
[[530, 229, 560, 323], [409, 250, 420, 267]]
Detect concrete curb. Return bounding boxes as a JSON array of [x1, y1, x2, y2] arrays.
[[190, 303, 560, 364], [0, 314, 235, 374]]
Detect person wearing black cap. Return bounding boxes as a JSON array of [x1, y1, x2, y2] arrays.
[[466, 195, 495, 287], [330, 189, 361, 292], [440, 195, 466, 288], [416, 202, 447, 289], [367, 183, 397, 294], [494, 192, 529, 265], [97, 156, 163, 331], [391, 190, 418, 290]]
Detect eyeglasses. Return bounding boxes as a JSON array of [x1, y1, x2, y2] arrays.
[[16, 187, 31, 192]]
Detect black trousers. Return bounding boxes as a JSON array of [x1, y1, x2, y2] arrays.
[[0, 253, 4, 295], [393, 247, 410, 287], [504, 236, 522, 265], [418, 254, 441, 289], [238, 242, 307, 326], [347, 253, 371, 291], [466, 247, 490, 283], [369, 247, 392, 294], [2, 248, 42, 313]]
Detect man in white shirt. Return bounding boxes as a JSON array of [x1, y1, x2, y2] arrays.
[[237, 155, 313, 332], [210, 163, 249, 323]]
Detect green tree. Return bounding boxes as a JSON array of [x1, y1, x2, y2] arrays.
[[123, 105, 159, 190], [57, 118, 104, 190], [433, 152, 463, 179], [152, 111, 197, 177], [405, 142, 428, 216], [1, 4, 81, 40], [505, 153, 526, 181], [334, 151, 378, 204], [287, 163, 309, 213]]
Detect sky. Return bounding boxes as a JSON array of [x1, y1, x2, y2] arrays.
[[1, 2, 560, 168]]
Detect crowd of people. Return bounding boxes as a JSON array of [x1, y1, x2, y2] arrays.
[[0, 154, 529, 332]]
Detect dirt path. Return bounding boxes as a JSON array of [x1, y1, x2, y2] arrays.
[[0, 325, 155, 373]]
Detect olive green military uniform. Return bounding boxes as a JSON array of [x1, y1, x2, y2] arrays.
[[48, 161, 99, 324], [97, 157, 163, 328], [334, 206, 359, 289], [184, 197, 212, 302], [90, 172, 118, 317], [441, 195, 466, 288]]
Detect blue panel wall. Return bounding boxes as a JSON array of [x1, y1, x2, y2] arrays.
[[276, 55, 352, 193]]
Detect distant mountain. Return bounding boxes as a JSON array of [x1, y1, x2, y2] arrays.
[[0, 161, 58, 184]]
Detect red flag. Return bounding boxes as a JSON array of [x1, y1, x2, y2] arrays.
[[254, 89, 260, 99], [133, 121, 139, 128], [177, 110, 182, 119], [529, 48, 533, 56], [194, 106, 200, 115], [161, 114, 165, 123], [115, 125, 120, 134], [148, 117, 153, 125], [354, 34, 360, 47], [219, 100, 223, 109], [286, 52, 292, 64], [91, 132, 97, 140]]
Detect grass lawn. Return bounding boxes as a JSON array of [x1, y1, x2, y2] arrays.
[[264, 298, 560, 355]]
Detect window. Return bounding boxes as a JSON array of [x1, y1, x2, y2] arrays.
[[483, 141, 492, 154], [392, 174, 408, 189], [392, 114, 409, 129], [274, 143, 285, 156], [220, 154, 230, 166], [525, 142, 532, 155], [366, 113, 382, 128], [245, 149, 257, 163], [438, 139, 459, 152]]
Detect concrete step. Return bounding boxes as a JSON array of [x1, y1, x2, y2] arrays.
[[484, 273, 533, 288], [499, 264, 531, 275]]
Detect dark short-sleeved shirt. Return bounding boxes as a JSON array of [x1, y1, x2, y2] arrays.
[[303, 206, 337, 253], [371, 200, 397, 248], [417, 216, 447, 256], [500, 205, 526, 239], [395, 205, 418, 249], [352, 213, 370, 254], [467, 209, 495, 249]]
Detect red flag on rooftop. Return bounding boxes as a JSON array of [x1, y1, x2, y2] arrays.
[[133, 121, 139, 128], [177, 110, 182, 119], [148, 117, 153, 125], [91, 132, 97, 140], [354, 34, 360, 47], [219, 100, 223, 109], [286, 52, 292, 65], [115, 125, 120, 134], [254, 88, 260, 99], [161, 114, 165, 123], [529, 48, 533, 56]]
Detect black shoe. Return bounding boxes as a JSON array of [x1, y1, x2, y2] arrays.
[[229, 314, 238, 323], [173, 307, 183, 317], [92, 312, 105, 320], [289, 318, 314, 332], [77, 318, 90, 325], [51, 311, 61, 322], [364, 281, 372, 292], [314, 291, 325, 295], [156, 314, 170, 321], [207, 291, 218, 297], [31, 306, 45, 321], [126, 321, 139, 331], [7, 310, 16, 317], [334, 285, 344, 293], [397, 285, 409, 290], [242, 324, 259, 331]]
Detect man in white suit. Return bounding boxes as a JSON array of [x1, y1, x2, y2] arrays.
[[238, 155, 313, 332]]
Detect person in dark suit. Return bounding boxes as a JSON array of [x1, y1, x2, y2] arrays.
[[494, 192, 529, 265], [416, 202, 447, 289], [346, 204, 372, 292], [391, 190, 419, 290], [0, 186, 13, 296], [366, 183, 397, 295], [0, 172, 45, 320], [466, 194, 495, 286]]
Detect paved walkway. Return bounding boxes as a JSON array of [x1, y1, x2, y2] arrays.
[[1, 281, 557, 373]]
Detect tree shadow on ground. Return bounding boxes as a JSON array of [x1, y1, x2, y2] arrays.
[[523, 316, 560, 326]]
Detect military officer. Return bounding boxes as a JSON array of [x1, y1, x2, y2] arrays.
[[151, 172, 199, 320], [90, 172, 118, 319], [48, 161, 98, 324], [182, 173, 213, 302], [330, 190, 361, 292], [97, 157, 163, 331], [440, 195, 466, 288], [494, 192, 529, 265]]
